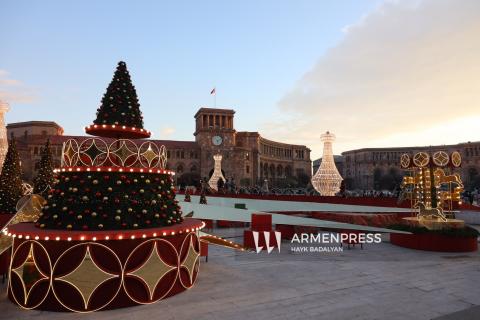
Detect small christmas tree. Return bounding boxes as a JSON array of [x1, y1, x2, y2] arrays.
[[33, 139, 54, 195], [93, 61, 144, 128], [184, 189, 191, 202], [0, 138, 24, 214]]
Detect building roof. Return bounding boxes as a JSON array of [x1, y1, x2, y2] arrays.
[[341, 141, 480, 155], [7, 121, 63, 129], [259, 135, 310, 151], [194, 107, 235, 118]]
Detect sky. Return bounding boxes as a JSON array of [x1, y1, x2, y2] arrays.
[[1, 0, 479, 159]]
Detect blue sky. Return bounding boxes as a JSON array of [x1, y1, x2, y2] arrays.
[[0, 0, 381, 145]]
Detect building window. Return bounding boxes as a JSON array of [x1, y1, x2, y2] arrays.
[[177, 164, 184, 174], [246, 165, 250, 174], [33, 146, 39, 155]]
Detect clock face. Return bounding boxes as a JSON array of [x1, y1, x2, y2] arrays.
[[212, 135, 223, 146]]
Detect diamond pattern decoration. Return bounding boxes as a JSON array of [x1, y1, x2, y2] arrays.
[[181, 237, 199, 284], [451, 151, 462, 167], [81, 139, 107, 166], [140, 142, 159, 167], [109, 140, 136, 166], [58, 247, 118, 310], [11, 243, 47, 304], [62, 140, 78, 166], [159, 145, 167, 169], [129, 242, 176, 300], [60, 138, 168, 169], [413, 152, 429, 167], [432, 151, 449, 167], [400, 154, 410, 168]]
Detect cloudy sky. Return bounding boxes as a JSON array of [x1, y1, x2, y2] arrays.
[[1, 0, 478, 159], [266, 0, 480, 157]]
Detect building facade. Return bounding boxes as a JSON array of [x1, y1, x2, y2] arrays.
[[341, 142, 480, 190], [8, 108, 312, 187]]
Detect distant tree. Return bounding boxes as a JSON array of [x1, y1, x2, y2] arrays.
[[344, 177, 355, 190], [467, 167, 479, 190], [373, 167, 384, 190], [379, 174, 395, 190], [296, 172, 310, 188], [33, 139, 54, 195], [0, 138, 23, 214]]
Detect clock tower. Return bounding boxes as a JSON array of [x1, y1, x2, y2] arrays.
[[194, 108, 236, 179]]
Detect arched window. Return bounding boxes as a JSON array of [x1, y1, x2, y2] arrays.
[[177, 164, 184, 174], [277, 165, 283, 177]]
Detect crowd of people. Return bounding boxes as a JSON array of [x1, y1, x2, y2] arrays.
[[463, 189, 479, 206], [179, 178, 479, 207]]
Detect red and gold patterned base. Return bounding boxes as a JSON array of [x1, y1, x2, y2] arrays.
[[7, 219, 203, 312]]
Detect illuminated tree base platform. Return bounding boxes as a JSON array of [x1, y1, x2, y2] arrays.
[[7, 219, 203, 312], [402, 217, 465, 230]]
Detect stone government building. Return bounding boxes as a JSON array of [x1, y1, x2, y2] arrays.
[[340, 143, 480, 190], [8, 108, 313, 187]]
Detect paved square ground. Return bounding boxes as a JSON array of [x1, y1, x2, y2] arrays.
[[0, 229, 479, 320]]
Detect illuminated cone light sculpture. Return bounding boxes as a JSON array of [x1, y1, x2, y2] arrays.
[[0, 100, 9, 172], [312, 131, 343, 196], [209, 153, 225, 191]]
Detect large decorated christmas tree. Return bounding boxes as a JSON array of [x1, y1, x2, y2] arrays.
[[36, 61, 183, 230]]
